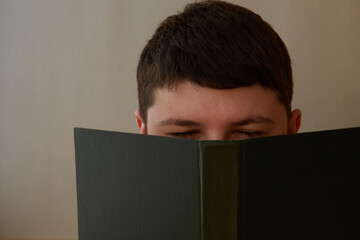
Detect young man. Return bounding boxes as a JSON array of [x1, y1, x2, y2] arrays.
[[135, 0, 301, 140]]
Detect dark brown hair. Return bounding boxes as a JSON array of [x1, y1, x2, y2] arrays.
[[137, 0, 293, 123]]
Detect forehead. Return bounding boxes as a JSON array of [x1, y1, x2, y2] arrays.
[[147, 81, 286, 126]]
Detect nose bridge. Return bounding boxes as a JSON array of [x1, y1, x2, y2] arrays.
[[205, 129, 228, 141]]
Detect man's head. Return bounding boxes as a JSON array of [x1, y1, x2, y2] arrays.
[[136, 0, 301, 140]]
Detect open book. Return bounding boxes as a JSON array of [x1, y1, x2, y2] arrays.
[[74, 127, 360, 240]]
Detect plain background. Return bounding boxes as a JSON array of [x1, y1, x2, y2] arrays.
[[1, 0, 359, 239]]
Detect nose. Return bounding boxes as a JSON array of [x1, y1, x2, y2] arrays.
[[203, 131, 228, 141]]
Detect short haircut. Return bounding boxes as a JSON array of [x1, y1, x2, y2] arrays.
[[137, 0, 293, 124]]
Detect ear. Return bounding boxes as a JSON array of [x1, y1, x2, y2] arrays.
[[288, 109, 302, 134], [135, 109, 147, 134]]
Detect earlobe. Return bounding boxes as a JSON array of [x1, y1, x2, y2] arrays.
[[135, 109, 147, 134], [288, 109, 302, 134]]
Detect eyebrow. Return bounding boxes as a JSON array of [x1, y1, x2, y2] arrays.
[[229, 116, 275, 127], [158, 118, 200, 127], [158, 116, 274, 127]]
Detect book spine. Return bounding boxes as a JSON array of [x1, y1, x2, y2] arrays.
[[200, 142, 240, 240]]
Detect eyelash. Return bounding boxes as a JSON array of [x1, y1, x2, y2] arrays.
[[236, 130, 261, 136], [170, 131, 197, 138], [170, 130, 262, 138]]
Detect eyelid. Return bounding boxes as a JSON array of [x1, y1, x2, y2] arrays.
[[233, 130, 262, 137], [169, 130, 199, 138]]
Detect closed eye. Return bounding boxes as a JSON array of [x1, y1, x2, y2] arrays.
[[170, 131, 198, 139], [234, 130, 262, 138]]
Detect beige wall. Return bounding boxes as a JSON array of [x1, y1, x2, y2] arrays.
[[0, 0, 359, 239]]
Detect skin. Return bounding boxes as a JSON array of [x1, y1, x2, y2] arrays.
[[136, 80, 301, 140]]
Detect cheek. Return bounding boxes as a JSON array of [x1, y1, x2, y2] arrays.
[[261, 106, 289, 135], [273, 124, 289, 135], [145, 119, 162, 136], [271, 115, 289, 135], [145, 115, 160, 135], [145, 108, 158, 135]]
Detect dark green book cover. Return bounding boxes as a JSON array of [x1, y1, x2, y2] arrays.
[[74, 127, 360, 240]]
